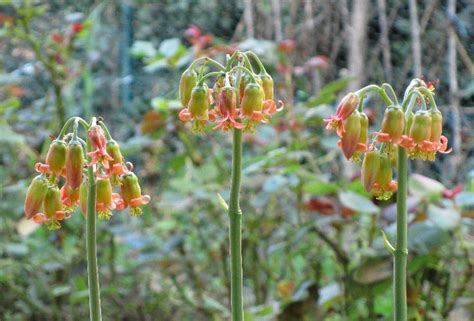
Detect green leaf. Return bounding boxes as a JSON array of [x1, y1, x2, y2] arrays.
[[216, 193, 229, 211], [427, 204, 461, 230], [409, 174, 445, 200], [306, 78, 354, 107], [338, 191, 379, 214], [303, 179, 338, 196], [455, 192, 474, 208]]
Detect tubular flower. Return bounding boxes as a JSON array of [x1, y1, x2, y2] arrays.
[[179, 67, 198, 107], [400, 110, 433, 160], [106, 139, 130, 185], [121, 172, 150, 216], [361, 150, 381, 192], [33, 186, 68, 230], [338, 110, 361, 160], [61, 185, 80, 210], [260, 72, 274, 100], [96, 177, 115, 220], [211, 85, 245, 132], [35, 139, 67, 176], [179, 84, 211, 132], [65, 140, 84, 190], [87, 125, 113, 168], [24, 175, 49, 219], [350, 112, 369, 163], [426, 109, 451, 161], [324, 93, 360, 137], [371, 154, 397, 200], [374, 106, 405, 144]]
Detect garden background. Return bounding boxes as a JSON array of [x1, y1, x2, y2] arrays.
[[0, 0, 473, 320]]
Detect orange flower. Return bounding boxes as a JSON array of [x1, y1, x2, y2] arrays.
[[324, 93, 359, 137], [86, 125, 113, 168]]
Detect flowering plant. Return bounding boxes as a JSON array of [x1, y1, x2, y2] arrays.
[[24, 116, 149, 321], [178, 51, 282, 321], [325, 79, 450, 321]]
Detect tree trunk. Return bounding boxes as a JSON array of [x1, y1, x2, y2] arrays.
[[447, 0, 462, 183], [348, 0, 369, 91], [408, 0, 422, 77], [272, 0, 283, 42], [377, 0, 392, 82], [243, 0, 255, 38]]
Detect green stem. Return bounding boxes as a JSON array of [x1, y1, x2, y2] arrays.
[[86, 132, 102, 321], [228, 71, 244, 321], [394, 146, 408, 321]]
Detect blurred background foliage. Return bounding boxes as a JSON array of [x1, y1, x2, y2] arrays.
[[0, 0, 473, 320]]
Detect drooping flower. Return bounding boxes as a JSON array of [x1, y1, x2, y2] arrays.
[[399, 110, 433, 161], [371, 154, 397, 200], [121, 172, 150, 216], [338, 110, 361, 160], [35, 139, 67, 176], [179, 67, 198, 107], [361, 150, 381, 192], [32, 186, 68, 230], [106, 139, 130, 185], [60, 185, 80, 210], [324, 93, 360, 137], [373, 106, 405, 144], [425, 109, 451, 161], [178, 84, 211, 132], [65, 140, 84, 190], [211, 85, 245, 132], [86, 125, 113, 168], [24, 175, 49, 219], [350, 112, 369, 163], [96, 177, 115, 220]]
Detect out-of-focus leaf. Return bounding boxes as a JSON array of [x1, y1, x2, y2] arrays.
[[352, 257, 392, 284], [263, 175, 287, 193], [409, 174, 445, 200], [158, 38, 182, 58], [306, 78, 353, 107], [5, 243, 28, 256], [408, 222, 450, 254], [318, 282, 342, 308], [338, 191, 379, 214], [130, 40, 157, 59], [455, 192, 474, 208], [52, 285, 71, 297], [303, 179, 338, 196], [427, 204, 461, 230]]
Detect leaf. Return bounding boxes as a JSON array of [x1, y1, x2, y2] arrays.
[[263, 175, 287, 193], [338, 191, 379, 214], [427, 204, 461, 230], [158, 38, 182, 58], [408, 222, 450, 254], [130, 40, 157, 59], [306, 78, 353, 107], [303, 179, 338, 196], [318, 283, 343, 308], [352, 258, 392, 284], [409, 174, 445, 200], [455, 192, 474, 208], [217, 193, 229, 211]]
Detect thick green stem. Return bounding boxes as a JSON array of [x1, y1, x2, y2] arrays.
[[229, 127, 243, 321], [394, 146, 408, 321], [86, 138, 102, 321]]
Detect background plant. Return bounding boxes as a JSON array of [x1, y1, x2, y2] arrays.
[[0, 1, 472, 320]]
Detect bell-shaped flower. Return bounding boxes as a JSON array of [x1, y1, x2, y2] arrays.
[[371, 154, 397, 200], [24, 175, 49, 219], [426, 109, 451, 161], [178, 84, 211, 132], [374, 106, 405, 144], [35, 139, 67, 176], [106, 139, 130, 185], [86, 125, 113, 168], [179, 67, 198, 107], [324, 93, 359, 137], [60, 185, 80, 211], [65, 140, 84, 190], [338, 110, 362, 160], [120, 172, 150, 216], [96, 177, 115, 220], [399, 110, 433, 161], [211, 86, 245, 132], [32, 186, 68, 230], [361, 150, 381, 192]]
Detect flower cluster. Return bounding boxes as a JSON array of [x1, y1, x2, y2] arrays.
[[178, 51, 283, 133], [324, 80, 450, 200], [24, 118, 150, 229]]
